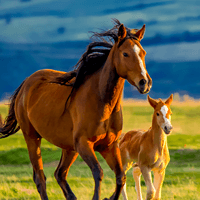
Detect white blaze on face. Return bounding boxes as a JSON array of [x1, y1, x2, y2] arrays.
[[133, 45, 147, 78], [160, 105, 172, 130]]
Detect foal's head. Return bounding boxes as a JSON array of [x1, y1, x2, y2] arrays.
[[113, 24, 152, 94], [148, 94, 173, 134]]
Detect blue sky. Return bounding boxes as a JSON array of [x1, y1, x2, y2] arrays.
[[0, 0, 200, 43], [0, 0, 200, 99]]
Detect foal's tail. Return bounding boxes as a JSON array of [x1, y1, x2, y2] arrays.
[[0, 80, 26, 139]]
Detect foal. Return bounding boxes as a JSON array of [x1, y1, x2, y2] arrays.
[[120, 94, 173, 200]]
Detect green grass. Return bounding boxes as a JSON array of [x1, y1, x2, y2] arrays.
[[0, 102, 200, 199]]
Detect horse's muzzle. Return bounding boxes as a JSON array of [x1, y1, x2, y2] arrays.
[[138, 78, 152, 94]]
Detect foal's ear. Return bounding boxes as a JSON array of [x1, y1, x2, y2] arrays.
[[135, 24, 145, 41], [165, 94, 173, 106], [118, 24, 127, 42], [147, 95, 157, 109]]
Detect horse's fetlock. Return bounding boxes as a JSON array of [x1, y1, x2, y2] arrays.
[[54, 170, 65, 185], [146, 189, 155, 200]]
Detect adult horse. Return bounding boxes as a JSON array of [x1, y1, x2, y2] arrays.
[[0, 19, 152, 200]]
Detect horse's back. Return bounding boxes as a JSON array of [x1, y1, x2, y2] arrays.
[[17, 69, 73, 110], [15, 69, 75, 149]]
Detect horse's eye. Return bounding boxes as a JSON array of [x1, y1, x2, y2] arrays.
[[156, 113, 159, 116], [123, 52, 129, 57]]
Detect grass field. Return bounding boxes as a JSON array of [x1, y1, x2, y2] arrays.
[[0, 100, 200, 200]]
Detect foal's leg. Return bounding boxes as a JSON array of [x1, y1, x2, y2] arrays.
[[54, 149, 78, 200], [100, 141, 126, 200], [153, 169, 165, 200], [121, 164, 130, 200], [23, 133, 48, 200], [75, 136, 104, 200], [139, 165, 155, 200], [132, 165, 143, 200]]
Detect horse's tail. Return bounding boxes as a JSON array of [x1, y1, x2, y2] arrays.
[[0, 80, 26, 139], [0, 114, 3, 128]]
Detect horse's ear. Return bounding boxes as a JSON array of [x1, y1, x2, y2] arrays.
[[147, 95, 157, 109], [165, 94, 173, 106], [135, 24, 145, 41], [118, 24, 127, 42]]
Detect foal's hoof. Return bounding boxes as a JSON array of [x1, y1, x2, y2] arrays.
[[103, 199, 109, 200]]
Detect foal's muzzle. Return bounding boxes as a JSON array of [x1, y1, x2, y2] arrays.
[[164, 125, 173, 135]]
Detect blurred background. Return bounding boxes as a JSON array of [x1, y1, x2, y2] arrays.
[[0, 0, 200, 100], [1, 1, 200, 199]]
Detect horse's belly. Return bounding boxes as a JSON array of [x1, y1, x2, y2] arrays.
[[24, 79, 75, 149], [41, 124, 74, 149]]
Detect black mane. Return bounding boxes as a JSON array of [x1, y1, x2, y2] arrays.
[[53, 19, 139, 101]]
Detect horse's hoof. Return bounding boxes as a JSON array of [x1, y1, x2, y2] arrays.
[[103, 198, 109, 200]]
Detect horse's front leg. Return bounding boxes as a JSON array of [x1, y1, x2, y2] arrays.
[[75, 135, 104, 200], [100, 141, 126, 200]]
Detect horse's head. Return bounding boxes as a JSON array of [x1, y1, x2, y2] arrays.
[[148, 94, 173, 135], [112, 24, 152, 94]]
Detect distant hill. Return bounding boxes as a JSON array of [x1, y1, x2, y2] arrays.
[[0, 0, 200, 100]]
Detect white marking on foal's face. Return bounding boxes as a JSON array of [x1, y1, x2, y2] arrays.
[[160, 105, 172, 131], [133, 45, 147, 78]]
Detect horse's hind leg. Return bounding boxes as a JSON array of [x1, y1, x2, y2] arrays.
[[54, 148, 78, 200], [23, 132, 48, 200]]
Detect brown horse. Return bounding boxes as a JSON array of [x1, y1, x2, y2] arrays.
[[0, 19, 152, 200]]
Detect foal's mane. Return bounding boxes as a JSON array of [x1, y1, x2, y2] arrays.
[[53, 19, 139, 101]]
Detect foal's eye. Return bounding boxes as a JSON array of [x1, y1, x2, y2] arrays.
[[123, 52, 129, 57], [156, 113, 160, 116]]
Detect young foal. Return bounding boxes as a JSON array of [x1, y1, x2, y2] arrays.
[[120, 95, 173, 200]]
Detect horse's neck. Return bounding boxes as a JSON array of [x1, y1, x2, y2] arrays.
[[98, 48, 125, 111], [150, 115, 167, 154]]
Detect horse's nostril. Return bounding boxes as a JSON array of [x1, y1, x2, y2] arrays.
[[164, 126, 167, 131], [139, 79, 146, 86]]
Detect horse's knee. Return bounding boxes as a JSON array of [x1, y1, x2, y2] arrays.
[[116, 172, 126, 187], [33, 170, 46, 183], [92, 164, 104, 182]]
